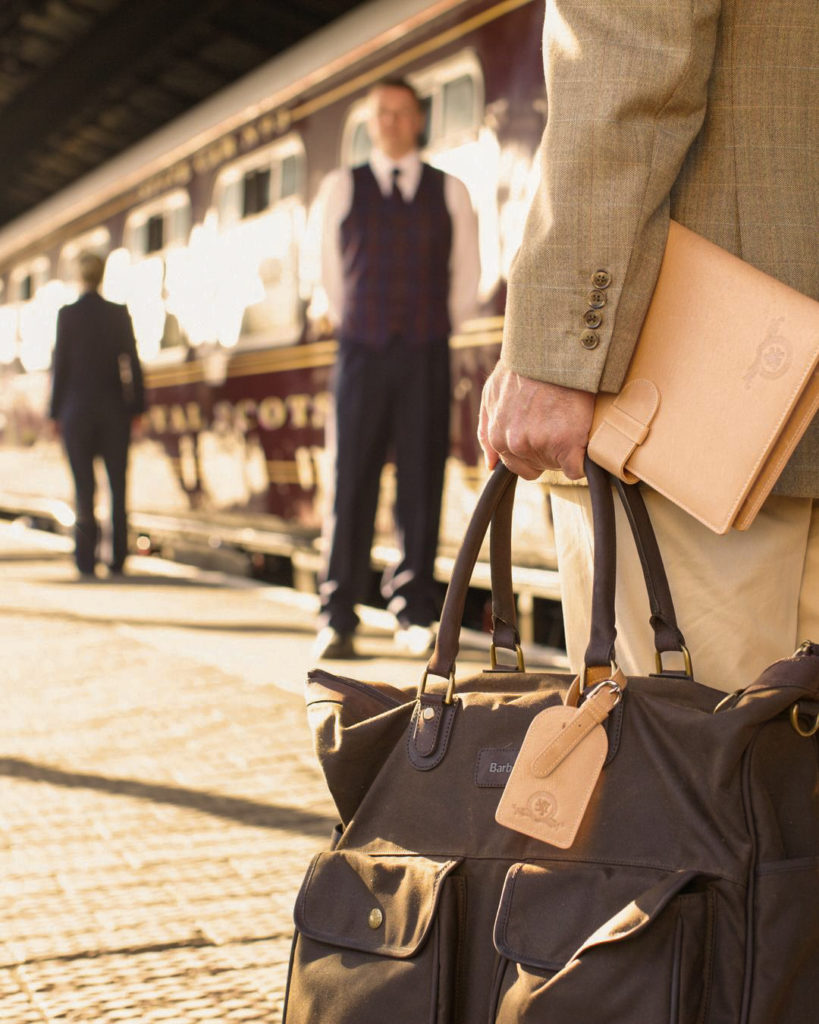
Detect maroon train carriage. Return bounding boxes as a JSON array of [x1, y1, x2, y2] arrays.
[[0, 0, 564, 645]]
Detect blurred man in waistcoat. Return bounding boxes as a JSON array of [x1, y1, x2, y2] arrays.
[[50, 252, 145, 578], [315, 78, 480, 659]]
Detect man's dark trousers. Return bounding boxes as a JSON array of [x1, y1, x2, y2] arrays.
[[62, 404, 131, 574], [319, 333, 450, 633]]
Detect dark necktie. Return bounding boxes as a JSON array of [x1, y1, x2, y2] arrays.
[[391, 166, 404, 202]]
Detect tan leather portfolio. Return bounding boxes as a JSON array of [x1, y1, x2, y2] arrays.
[[588, 220, 819, 533]]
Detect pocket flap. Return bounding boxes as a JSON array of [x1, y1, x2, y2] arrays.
[[294, 850, 462, 958], [494, 862, 704, 971]]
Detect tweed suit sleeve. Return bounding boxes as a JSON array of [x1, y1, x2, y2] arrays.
[[502, 0, 722, 393]]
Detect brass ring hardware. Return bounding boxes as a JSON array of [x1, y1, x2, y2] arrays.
[[417, 667, 457, 705], [489, 643, 525, 672], [790, 703, 819, 738], [654, 645, 693, 677]]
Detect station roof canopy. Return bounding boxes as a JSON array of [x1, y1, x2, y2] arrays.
[[0, 0, 365, 230]]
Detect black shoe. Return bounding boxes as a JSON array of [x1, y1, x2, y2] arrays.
[[312, 627, 356, 660]]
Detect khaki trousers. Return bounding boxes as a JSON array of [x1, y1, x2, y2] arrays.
[[550, 485, 819, 694]]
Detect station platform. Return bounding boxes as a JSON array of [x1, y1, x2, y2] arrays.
[[0, 521, 566, 1023]]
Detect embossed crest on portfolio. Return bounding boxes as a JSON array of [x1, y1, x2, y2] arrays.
[[495, 680, 622, 848]]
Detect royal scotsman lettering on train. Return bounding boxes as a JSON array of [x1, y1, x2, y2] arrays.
[[0, 0, 559, 623]]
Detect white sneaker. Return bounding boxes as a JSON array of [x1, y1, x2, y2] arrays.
[[394, 624, 435, 656]]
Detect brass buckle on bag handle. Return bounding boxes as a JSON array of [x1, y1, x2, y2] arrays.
[[489, 643, 525, 672], [790, 704, 819, 738], [654, 645, 692, 677], [417, 667, 457, 705]]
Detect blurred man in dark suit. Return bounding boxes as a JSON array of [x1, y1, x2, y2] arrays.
[[50, 252, 145, 578]]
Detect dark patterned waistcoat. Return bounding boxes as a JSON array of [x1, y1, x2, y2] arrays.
[[339, 162, 452, 347]]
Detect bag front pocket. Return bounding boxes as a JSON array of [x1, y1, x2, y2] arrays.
[[492, 862, 715, 1024], [284, 850, 463, 1024]]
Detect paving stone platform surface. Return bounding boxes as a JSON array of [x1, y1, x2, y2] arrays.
[[0, 521, 564, 1022], [0, 525, 436, 1022]]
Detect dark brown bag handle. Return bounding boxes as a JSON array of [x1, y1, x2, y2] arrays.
[[427, 463, 517, 681], [426, 458, 688, 689], [583, 457, 687, 671]]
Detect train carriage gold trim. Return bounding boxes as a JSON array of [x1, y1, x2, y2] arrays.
[[145, 320, 504, 389]]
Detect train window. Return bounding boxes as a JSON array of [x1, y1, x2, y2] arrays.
[[5, 256, 62, 373], [242, 167, 271, 218], [214, 135, 306, 227], [10, 259, 49, 304], [280, 154, 299, 199], [145, 214, 165, 254], [124, 190, 191, 258], [442, 75, 476, 138], [411, 50, 484, 152], [197, 134, 307, 349], [119, 190, 192, 361]]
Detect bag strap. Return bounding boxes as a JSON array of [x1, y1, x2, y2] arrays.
[[427, 464, 516, 680], [583, 457, 688, 672], [611, 473, 688, 661], [489, 471, 521, 658], [426, 459, 689, 691]]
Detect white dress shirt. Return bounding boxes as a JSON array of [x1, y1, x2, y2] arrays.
[[319, 147, 480, 334]]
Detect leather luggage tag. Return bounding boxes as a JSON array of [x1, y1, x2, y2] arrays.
[[495, 680, 622, 849]]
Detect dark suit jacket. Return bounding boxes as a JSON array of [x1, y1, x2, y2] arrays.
[[50, 291, 145, 423]]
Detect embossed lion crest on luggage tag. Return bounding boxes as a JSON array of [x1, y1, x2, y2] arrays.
[[495, 677, 623, 848]]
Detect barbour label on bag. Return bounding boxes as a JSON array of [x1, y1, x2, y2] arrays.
[[475, 747, 519, 787]]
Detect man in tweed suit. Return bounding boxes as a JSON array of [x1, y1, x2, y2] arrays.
[[479, 0, 818, 690]]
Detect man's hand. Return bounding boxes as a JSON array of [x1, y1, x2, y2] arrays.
[[478, 364, 595, 480]]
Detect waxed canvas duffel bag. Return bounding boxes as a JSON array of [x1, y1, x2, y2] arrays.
[[282, 460, 819, 1023]]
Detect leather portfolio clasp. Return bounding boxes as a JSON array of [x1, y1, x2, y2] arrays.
[[588, 379, 660, 482]]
